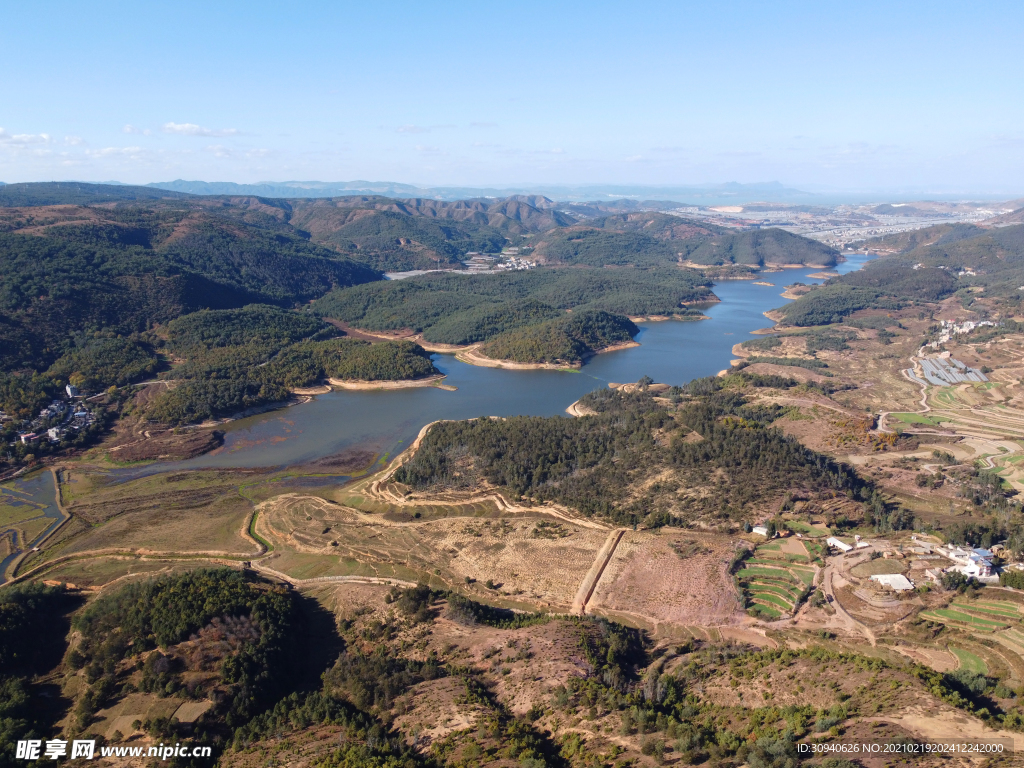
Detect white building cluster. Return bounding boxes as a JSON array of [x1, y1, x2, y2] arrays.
[[928, 318, 996, 346]]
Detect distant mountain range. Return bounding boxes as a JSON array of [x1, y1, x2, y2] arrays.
[[143, 179, 813, 204]]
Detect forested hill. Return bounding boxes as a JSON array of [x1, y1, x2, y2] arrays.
[[0, 181, 194, 206], [858, 223, 988, 254], [2, 183, 838, 272], [140, 306, 440, 425], [774, 260, 957, 326], [270, 194, 578, 271], [531, 218, 838, 268], [311, 267, 713, 345], [684, 228, 838, 267], [0, 204, 380, 373], [479, 310, 639, 365], [394, 375, 867, 527], [775, 224, 1024, 326]]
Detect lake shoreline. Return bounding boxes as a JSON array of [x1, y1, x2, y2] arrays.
[[113, 255, 874, 471]]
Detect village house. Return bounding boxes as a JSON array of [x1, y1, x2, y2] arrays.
[[826, 536, 852, 552]]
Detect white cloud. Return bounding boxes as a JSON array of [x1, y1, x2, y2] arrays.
[[64, 136, 85, 146], [86, 146, 145, 157], [162, 122, 241, 137], [470, 121, 498, 128], [397, 125, 430, 134], [203, 144, 233, 158], [0, 127, 52, 145]]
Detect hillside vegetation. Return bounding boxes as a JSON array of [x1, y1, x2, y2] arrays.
[[312, 267, 712, 345], [0, 584, 78, 765], [0, 208, 380, 374], [0, 181, 193, 207], [139, 305, 439, 425], [779, 223, 1024, 325], [394, 375, 866, 527], [287, 195, 575, 271], [684, 228, 838, 267], [532, 220, 837, 268], [776, 260, 959, 326], [479, 311, 639, 365]]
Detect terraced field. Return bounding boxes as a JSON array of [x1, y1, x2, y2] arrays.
[[950, 647, 989, 674], [889, 372, 1024, 491], [921, 599, 1024, 632], [737, 541, 816, 618], [917, 598, 1024, 678], [919, 607, 1009, 631]]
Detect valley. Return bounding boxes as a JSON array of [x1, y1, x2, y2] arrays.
[[5, 183, 1024, 767]]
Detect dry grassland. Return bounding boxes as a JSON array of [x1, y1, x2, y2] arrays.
[[52, 469, 254, 555], [257, 493, 610, 609]]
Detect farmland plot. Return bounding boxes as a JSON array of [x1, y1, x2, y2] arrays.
[[588, 530, 742, 626], [737, 540, 816, 617]]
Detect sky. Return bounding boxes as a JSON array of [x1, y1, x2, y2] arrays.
[[2, 0, 1023, 194]]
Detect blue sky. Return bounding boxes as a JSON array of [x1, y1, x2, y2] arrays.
[[2, 0, 1022, 193]]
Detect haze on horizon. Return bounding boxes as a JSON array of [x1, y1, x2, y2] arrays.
[[1, 0, 1022, 196]]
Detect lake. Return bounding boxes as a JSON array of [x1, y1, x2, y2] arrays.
[[128, 255, 873, 474]]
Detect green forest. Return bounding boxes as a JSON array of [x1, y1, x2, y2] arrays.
[[0, 212, 380, 374], [480, 311, 638, 365], [394, 375, 866, 527], [780, 224, 1024, 326], [295, 208, 510, 272], [533, 225, 837, 268], [0, 583, 79, 768], [683, 228, 837, 267], [311, 267, 712, 345], [63, 569, 309, 754], [532, 229, 679, 267], [775, 261, 958, 326], [138, 306, 439, 425]]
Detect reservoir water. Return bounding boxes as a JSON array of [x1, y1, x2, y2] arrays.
[[131, 255, 874, 474], [0, 470, 66, 579]]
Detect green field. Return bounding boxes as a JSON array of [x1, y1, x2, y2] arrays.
[[750, 592, 792, 610], [891, 413, 944, 426], [784, 521, 830, 538], [950, 647, 989, 674], [751, 603, 782, 619], [739, 545, 814, 618], [739, 565, 794, 578], [745, 581, 803, 601], [952, 600, 1021, 620], [920, 608, 1008, 631]]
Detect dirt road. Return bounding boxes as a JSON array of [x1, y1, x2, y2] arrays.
[[821, 555, 876, 646], [571, 528, 626, 615]]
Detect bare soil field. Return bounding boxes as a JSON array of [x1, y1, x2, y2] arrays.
[[101, 423, 223, 462], [588, 530, 743, 627]]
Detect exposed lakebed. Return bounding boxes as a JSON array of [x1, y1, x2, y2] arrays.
[[121, 255, 874, 475]]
